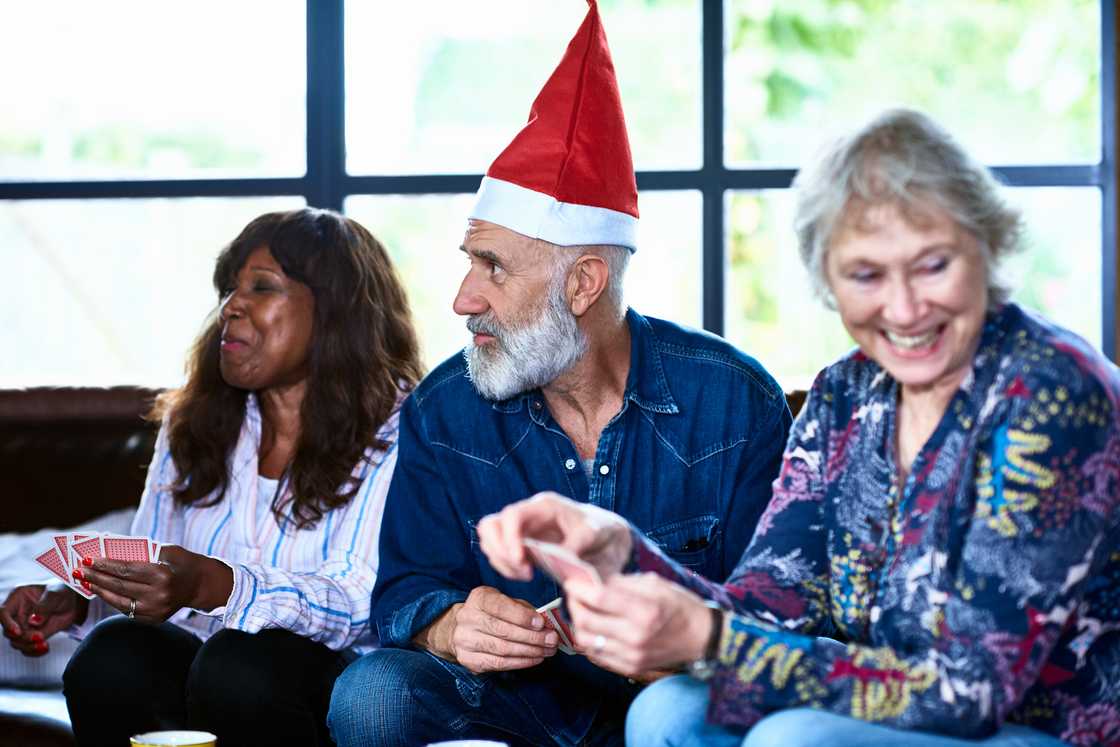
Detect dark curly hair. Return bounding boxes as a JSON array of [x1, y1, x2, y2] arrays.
[[152, 208, 424, 529]]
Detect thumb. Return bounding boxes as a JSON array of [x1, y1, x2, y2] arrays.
[[35, 588, 70, 613], [31, 589, 75, 630]]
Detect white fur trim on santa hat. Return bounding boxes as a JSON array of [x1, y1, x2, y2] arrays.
[[470, 176, 638, 252]]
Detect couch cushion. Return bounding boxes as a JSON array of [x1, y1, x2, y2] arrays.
[[0, 387, 158, 533]]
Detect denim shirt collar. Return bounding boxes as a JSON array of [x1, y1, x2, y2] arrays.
[[489, 307, 679, 416]]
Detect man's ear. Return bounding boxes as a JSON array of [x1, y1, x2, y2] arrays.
[[567, 254, 610, 317]]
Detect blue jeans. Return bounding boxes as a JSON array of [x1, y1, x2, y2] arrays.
[[328, 648, 627, 747], [625, 675, 1069, 747]]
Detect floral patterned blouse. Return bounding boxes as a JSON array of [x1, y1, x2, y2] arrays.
[[635, 303, 1120, 746]]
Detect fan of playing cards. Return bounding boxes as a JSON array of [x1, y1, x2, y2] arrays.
[[33, 533, 161, 599]]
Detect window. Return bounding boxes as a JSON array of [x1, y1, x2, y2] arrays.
[[2, 0, 1114, 389]]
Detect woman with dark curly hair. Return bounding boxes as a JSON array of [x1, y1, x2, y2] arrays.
[[1, 208, 424, 747]]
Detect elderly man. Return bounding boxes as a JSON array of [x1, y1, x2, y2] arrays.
[[327, 3, 790, 745]]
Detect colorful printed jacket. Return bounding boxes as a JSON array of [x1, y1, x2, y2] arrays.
[[635, 303, 1120, 746]]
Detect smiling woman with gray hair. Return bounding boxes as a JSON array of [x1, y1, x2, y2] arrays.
[[794, 108, 1023, 308], [477, 108, 1120, 747]]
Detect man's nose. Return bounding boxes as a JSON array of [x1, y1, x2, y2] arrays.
[[453, 273, 488, 317]]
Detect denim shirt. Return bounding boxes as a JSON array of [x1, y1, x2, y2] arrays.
[[372, 308, 791, 745]]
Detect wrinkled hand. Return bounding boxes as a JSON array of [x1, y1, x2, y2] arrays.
[[1, 584, 88, 657], [422, 586, 560, 674], [478, 492, 633, 582], [565, 573, 714, 678], [76, 545, 232, 625]]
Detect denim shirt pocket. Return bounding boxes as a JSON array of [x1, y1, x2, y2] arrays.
[[646, 514, 722, 571]]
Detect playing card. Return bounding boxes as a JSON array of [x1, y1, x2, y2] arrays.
[[34, 547, 70, 585], [51, 534, 71, 575], [70, 535, 105, 565], [536, 597, 577, 655], [103, 535, 151, 563], [524, 539, 602, 587], [34, 545, 95, 599], [66, 533, 92, 580]]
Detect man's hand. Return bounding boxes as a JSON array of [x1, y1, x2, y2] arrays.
[[478, 492, 633, 582], [76, 545, 233, 624], [414, 586, 560, 674], [1, 585, 88, 657]]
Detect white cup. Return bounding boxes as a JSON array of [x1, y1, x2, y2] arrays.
[[130, 731, 217, 747]]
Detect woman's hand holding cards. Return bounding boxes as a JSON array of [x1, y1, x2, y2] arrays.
[[418, 586, 560, 674], [564, 572, 713, 678], [478, 491, 633, 583], [1, 584, 88, 656], [78, 545, 233, 624]]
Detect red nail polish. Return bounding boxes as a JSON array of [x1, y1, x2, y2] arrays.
[[30, 633, 43, 643], [28, 614, 42, 625], [82, 557, 93, 567], [34, 643, 48, 654], [82, 580, 91, 591], [6, 625, 18, 636], [71, 569, 83, 581]]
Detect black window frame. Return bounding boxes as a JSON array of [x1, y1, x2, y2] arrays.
[[2, 0, 1115, 360]]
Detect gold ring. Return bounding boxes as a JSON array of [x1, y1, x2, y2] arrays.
[[128, 599, 136, 619]]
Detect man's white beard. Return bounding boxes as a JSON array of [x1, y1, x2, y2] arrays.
[[464, 278, 588, 401]]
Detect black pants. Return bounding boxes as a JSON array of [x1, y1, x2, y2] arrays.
[[63, 617, 348, 747]]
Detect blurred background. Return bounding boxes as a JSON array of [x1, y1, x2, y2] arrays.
[[0, 0, 1111, 391]]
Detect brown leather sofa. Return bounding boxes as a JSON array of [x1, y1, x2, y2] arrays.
[[0, 385, 807, 746]]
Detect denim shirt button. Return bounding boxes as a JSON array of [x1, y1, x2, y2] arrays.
[[564, 458, 576, 470], [533, 400, 543, 410], [599, 464, 610, 475]]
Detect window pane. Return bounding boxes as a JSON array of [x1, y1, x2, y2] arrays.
[[346, 0, 700, 175], [724, 0, 1100, 166], [726, 188, 1103, 390], [344, 195, 473, 369], [1003, 188, 1101, 349], [625, 191, 702, 328], [0, 197, 305, 387], [725, 191, 851, 391], [345, 189, 701, 371], [0, 2, 305, 181]]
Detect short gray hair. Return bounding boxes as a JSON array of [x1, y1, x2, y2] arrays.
[[792, 108, 1024, 307], [547, 243, 631, 315]]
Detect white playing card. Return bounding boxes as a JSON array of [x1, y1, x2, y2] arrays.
[[524, 539, 603, 587], [536, 597, 577, 655]]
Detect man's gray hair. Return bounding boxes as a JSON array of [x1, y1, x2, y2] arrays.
[[547, 243, 631, 315], [792, 108, 1024, 307]]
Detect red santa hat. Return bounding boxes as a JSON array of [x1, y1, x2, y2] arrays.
[[470, 0, 639, 252]]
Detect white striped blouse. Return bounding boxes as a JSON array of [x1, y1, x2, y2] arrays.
[[75, 393, 399, 654]]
